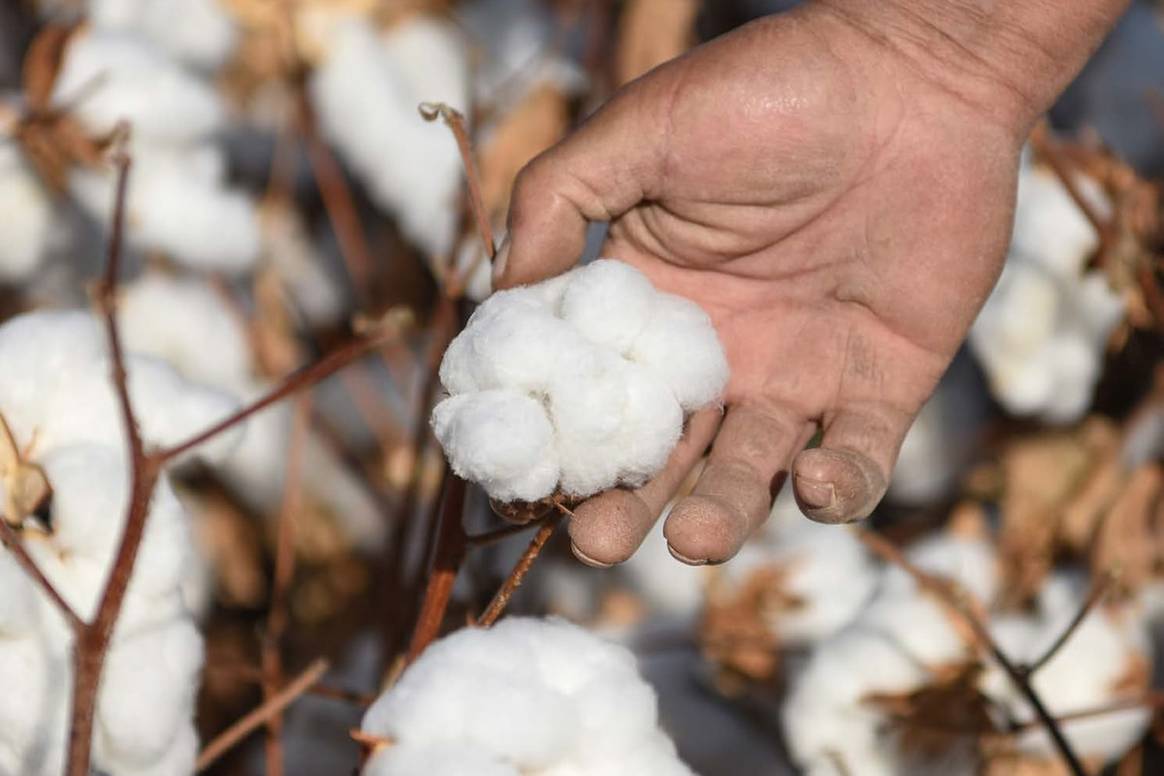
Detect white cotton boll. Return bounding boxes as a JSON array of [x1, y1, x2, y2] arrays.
[[365, 743, 520, 776], [982, 577, 1152, 764], [1011, 165, 1107, 276], [54, 31, 225, 143], [608, 363, 683, 485], [361, 618, 692, 776], [95, 619, 203, 768], [433, 391, 561, 502], [311, 18, 468, 258], [435, 260, 727, 501], [89, 0, 238, 69], [901, 529, 1000, 606], [0, 146, 57, 282], [449, 301, 600, 395], [0, 556, 38, 636], [118, 272, 253, 390], [560, 259, 657, 352], [629, 291, 729, 411], [70, 146, 261, 273], [782, 628, 928, 775], [0, 635, 62, 771]]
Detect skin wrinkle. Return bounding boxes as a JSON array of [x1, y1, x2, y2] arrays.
[[497, 1, 1129, 559]]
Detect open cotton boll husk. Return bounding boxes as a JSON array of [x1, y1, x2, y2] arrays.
[[359, 617, 693, 776], [434, 259, 727, 502]]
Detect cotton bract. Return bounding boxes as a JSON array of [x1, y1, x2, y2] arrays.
[[358, 617, 694, 776], [0, 309, 241, 775], [433, 259, 729, 502]]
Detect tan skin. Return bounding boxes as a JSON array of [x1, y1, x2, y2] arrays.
[[494, 1, 1129, 566]]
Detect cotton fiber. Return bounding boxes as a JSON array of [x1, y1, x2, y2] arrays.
[[358, 617, 694, 776], [433, 259, 729, 502], [0, 309, 240, 775]]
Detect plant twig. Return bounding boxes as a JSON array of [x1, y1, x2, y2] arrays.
[[466, 515, 553, 547], [858, 530, 1089, 776], [261, 397, 310, 776], [155, 316, 407, 464], [1023, 572, 1114, 677], [68, 152, 165, 776], [195, 658, 331, 772], [405, 471, 468, 663], [478, 511, 563, 628], [0, 521, 84, 631]]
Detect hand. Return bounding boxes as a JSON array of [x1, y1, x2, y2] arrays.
[[494, 2, 1116, 566]]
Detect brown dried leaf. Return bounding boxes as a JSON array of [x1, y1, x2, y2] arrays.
[[0, 413, 51, 530], [1092, 464, 1164, 589], [700, 565, 795, 685], [614, 0, 700, 86], [867, 663, 993, 761], [998, 419, 1120, 604], [189, 490, 268, 608]]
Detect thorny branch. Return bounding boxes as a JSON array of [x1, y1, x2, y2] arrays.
[[857, 529, 1090, 776]]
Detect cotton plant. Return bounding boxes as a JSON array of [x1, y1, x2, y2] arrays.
[[982, 575, 1152, 767], [83, 0, 239, 70], [116, 270, 387, 550], [433, 259, 729, 503], [357, 617, 694, 776], [782, 521, 1000, 775], [0, 309, 243, 775], [310, 14, 469, 261], [49, 26, 260, 273], [970, 159, 1125, 423]]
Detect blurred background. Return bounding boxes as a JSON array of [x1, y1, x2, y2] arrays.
[[0, 1, 1163, 774]]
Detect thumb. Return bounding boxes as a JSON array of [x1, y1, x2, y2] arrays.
[[495, 81, 669, 288]]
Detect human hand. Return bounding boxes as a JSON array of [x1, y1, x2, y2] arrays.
[[494, 1, 1124, 566]]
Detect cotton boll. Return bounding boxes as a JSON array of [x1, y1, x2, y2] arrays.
[[453, 302, 600, 395], [433, 391, 561, 502], [311, 18, 468, 259], [70, 147, 261, 273], [609, 363, 683, 485], [365, 743, 520, 776], [95, 619, 203, 768], [560, 259, 657, 352], [0, 635, 63, 772], [89, 0, 238, 69], [629, 291, 729, 411], [0, 146, 57, 282], [550, 355, 634, 497], [1011, 165, 1107, 276], [118, 272, 253, 390], [982, 577, 1151, 764], [54, 30, 225, 143], [360, 618, 692, 775], [0, 555, 38, 636]]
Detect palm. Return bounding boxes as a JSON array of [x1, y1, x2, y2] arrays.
[[501, 7, 1025, 565]]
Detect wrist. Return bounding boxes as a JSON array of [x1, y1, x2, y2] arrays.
[[814, 0, 1129, 134]]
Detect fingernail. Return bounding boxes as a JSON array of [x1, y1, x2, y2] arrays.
[[571, 542, 613, 569], [795, 475, 835, 512], [666, 543, 709, 566], [491, 235, 510, 287]]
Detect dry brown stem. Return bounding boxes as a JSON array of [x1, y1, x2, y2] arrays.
[[478, 511, 563, 627], [196, 658, 331, 772]]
